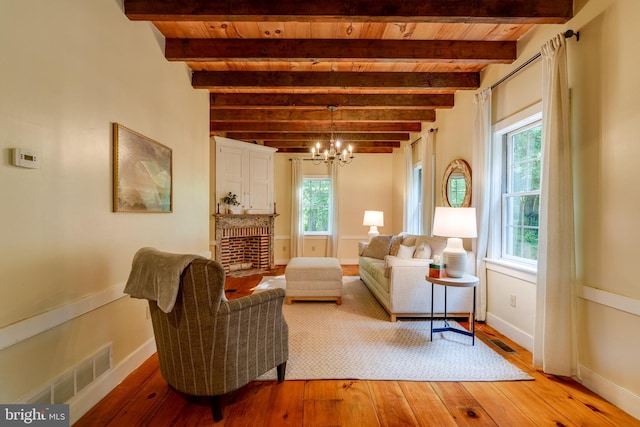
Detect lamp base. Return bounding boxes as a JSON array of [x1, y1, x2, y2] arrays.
[[442, 237, 467, 278], [367, 225, 379, 242]]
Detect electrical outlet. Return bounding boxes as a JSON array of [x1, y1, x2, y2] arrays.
[[509, 295, 516, 308]]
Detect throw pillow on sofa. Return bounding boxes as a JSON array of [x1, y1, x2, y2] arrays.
[[388, 235, 404, 256], [361, 234, 393, 259], [413, 243, 432, 259], [401, 234, 418, 247], [397, 244, 415, 258]]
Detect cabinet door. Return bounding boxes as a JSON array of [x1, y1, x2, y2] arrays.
[[248, 150, 272, 212], [217, 144, 245, 205]]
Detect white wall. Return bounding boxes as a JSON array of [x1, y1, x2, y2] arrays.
[[0, 0, 210, 418]]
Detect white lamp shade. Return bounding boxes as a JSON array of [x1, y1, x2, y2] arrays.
[[362, 210, 384, 227], [432, 207, 477, 238], [432, 207, 477, 278]]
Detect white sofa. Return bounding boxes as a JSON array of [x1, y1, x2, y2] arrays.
[[358, 233, 475, 322]]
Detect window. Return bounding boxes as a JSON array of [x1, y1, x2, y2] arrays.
[[503, 121, 542, 263], [302, 177, 331, 234], [491, 105, 542, 268]]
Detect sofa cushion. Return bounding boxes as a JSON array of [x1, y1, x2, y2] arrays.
[[361, 234, 393, 259], [384, 255, 432, 278], [388, 235, 404, 256], [397, 244, 415, 258], [360, 256, 389, 291]]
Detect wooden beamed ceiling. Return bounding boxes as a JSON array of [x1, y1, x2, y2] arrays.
[[124, 0, 573, 154]]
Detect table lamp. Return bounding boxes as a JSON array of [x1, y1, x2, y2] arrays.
[[432, 207, 477, 278], [363, 210, 384, 242]]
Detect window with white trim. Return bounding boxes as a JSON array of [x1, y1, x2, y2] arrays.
[[492, 106, 542, 268], [302, 176, 331, 234], [503, 121, 542, 262]]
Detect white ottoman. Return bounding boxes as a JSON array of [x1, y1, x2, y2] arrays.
[[285, 257, 343, 304]]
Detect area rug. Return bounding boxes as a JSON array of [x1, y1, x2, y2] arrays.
[[254, 276, 532, 381]]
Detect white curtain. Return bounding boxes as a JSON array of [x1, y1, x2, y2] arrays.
[[472, 88, 492, 321], [421, 131, 435, 235], [403, 142, 416, 233], [327, 161, 340, 257], [290, 159, 304, 257], [533, 34, 576, 376]]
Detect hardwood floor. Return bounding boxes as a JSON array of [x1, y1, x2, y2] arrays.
[[76, 266, 639, 426]]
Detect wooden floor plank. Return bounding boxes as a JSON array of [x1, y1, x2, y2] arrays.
[[142, 390, 191, 427], [491, 380, 576, 426], [542, 374, 639, 426], [399, 381, 458, 427], [462, 382, 535, 427], [263, 381, 305, 426], [519, 368, 618, 426], [222, 382, 275, 427], [104, 367, 173, 426], [303, 380, 380, 426], [368, 381, 419, 427], [432, 382, 497, 427]]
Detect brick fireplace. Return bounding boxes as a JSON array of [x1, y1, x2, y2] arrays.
[[214, 214, 278, 274]]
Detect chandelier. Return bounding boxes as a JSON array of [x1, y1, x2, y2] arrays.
[[311, 105, 354, 166]]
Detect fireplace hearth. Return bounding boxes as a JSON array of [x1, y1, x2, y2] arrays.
[[213, 214, 277, 274]]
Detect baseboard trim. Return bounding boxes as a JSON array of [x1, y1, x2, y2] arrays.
[[68, 338, 156, 425], [578, 364, 640, 421], [485, 312, 534, 352]]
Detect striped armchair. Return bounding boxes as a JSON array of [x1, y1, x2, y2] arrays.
[[148, 258, 288, 422]]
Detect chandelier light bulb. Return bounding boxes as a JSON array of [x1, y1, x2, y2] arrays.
[[310, 105, 355, 167]]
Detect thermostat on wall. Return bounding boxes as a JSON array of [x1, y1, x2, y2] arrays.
[[12, 148, 40, 169]]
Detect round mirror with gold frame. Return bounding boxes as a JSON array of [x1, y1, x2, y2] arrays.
[[442, 159, 472, 207]]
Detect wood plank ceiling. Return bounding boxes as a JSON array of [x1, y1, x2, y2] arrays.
[[124, 1, 573, 154]]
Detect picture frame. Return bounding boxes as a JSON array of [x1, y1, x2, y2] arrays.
[[112, 123, 173, 213]]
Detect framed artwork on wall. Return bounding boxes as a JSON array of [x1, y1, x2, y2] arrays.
[[112, 123, 172, 213]]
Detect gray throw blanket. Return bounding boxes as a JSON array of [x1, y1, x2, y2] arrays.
[[124, 247, 205, 313]]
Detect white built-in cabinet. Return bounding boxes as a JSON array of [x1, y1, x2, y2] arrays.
[[214, 136, 277, 214]]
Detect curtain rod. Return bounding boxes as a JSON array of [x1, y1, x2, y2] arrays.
[[490, 29, 579, 90]]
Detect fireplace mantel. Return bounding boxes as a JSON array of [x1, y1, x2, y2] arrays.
[[213, 214, 278, 274]]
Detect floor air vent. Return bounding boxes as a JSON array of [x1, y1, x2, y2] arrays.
[[488, 339, 517, 353]]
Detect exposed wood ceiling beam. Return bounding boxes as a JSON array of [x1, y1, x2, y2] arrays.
[[223, 132, 410, 141], [194, 71, 479, 91], [124, 0, 573, 24], [263, 141, 401, 148], [210, 93, 454, 109], [167, 39, 516, 63], [209, 109, 436, 122], [210, 121, 421, 132], [278, 147, 394, 154]]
